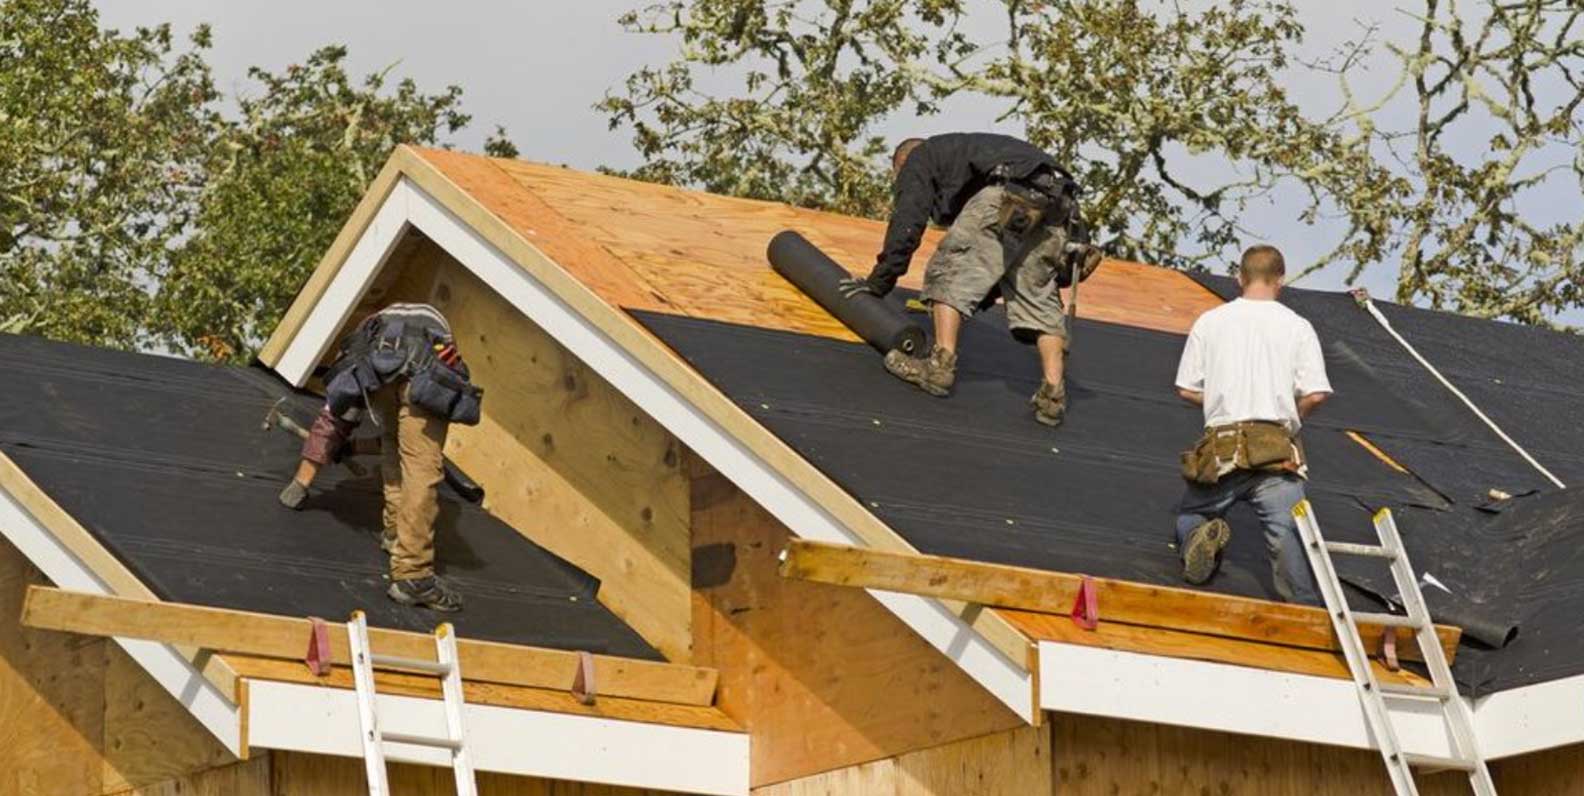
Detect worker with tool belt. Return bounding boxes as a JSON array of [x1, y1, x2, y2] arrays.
[[839, 132, 1103, 426], [1173, 246, 1330, 603], [278, 303, 482, 612]]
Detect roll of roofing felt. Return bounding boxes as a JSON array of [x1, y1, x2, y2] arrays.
[[767, 230, 927, 356]]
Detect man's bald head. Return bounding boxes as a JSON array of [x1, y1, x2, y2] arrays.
[[1238, 245, 1286, 287], [892, 137, 926, 176]]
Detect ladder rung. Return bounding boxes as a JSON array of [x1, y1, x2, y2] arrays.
[[1401, 752, 1477, 773], [380, 731, 463, 751], [370, 653, 454, 676], [1353, 611, 1423, 630], [1324, 541, 1396, 559], [1377, 681, 1453, 700]]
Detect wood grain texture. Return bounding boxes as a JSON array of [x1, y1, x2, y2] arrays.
[[691, 470, 1023, 787], [1010, 610, 1435, 687], [400, 244, 696, 662], [22, 586, 716, 707], [1052, 713, 1474, 796], [103, 757, 271, 796], [0, 537, 107, 796], [753, 725, 1051, 796], [271, 750, 679, 795], [224, 656, 740, 731], [782, 539, 1461, 666], [100, 645, 232, 794], [482, 158, 1221, 338], [1490, 744, 1584, 793]]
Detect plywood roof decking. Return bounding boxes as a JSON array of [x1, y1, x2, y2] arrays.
[[414, 148, 1223, 339]]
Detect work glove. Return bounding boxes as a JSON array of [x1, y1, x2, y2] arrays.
[[837, 276, 881, 299]]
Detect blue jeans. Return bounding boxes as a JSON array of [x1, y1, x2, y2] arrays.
[[1175, 471, 1320, 604]]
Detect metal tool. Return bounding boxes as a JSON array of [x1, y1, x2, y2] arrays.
[[1294, 500, 1496, 796], [349, 611, 477, 796], [262, 398, 368, 477]]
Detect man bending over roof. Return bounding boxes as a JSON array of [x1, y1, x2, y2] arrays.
[[278, 303, 483, 612], [1173, 246, 1331, 603], [839, 133, 1102, 427]]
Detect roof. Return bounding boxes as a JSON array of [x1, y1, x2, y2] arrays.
[[257, 145, 1584, 762], [0, 331, 658, 658]]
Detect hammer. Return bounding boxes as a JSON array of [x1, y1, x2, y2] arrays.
[[263, 398, 368, 477]]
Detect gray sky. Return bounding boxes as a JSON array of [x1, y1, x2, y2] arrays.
[[95, 2, 1575, 314]]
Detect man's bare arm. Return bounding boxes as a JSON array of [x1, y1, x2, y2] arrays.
[[1177, 387, 1204, 407], [1298, 391, 1330, 418]]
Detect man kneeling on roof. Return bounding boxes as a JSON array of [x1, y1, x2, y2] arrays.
[[1173, 246, 1330, 603], [278, 303, 483, 613], [839, 132, 1103, 427]]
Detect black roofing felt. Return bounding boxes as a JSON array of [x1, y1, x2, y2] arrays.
[[0, 332, 659, 660], [633, 280, 1584, 694]]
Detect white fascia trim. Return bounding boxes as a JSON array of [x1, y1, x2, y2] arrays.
[[1039, 642, 1461, 758], [272, 178, 1036, 722], [0, 486, 242, 755], [1473, 672, 1584, 760], [246, 679, 749, 795]]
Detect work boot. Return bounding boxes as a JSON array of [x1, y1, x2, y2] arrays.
[[1181, 518, 1232, 585], [883, 346, 957, 397], [380, 530, 398, 554], [1030, 380, 1067, 427], [278, 480, 308, 510], [388, 576, 463, 613]]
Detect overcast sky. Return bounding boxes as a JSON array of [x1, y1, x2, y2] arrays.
[[93, 2, 1571, 311]]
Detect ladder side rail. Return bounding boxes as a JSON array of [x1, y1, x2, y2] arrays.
[[348, 612, 392, 796], [1295, 501, 1420, 796], [1373, 510, 1498, 796], [435, 623, 478, 796]]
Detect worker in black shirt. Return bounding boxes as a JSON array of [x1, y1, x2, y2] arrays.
[[840, 133, 1101, 426]]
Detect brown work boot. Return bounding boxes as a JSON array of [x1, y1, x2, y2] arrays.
[[1030, 380, 1067, 427], [884, 346, 957, 397], [1182, 518, 1232, 585]]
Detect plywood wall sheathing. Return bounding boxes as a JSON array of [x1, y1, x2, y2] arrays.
[[104, 757, 271, 796], [752, 724, 1052, 796], [270, 751, 680, 795], [690, 468, 1023, 786]]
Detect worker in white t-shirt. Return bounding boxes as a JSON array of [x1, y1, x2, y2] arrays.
[[1172, 245, 1332, 603]]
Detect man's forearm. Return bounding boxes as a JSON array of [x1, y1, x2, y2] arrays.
[[1177, 387, 1204, 407], [1298, 392, 1330, 418]]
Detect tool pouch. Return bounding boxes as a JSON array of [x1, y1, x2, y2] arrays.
[[994, 182, 1050, 238], [408, 360, 484, 426], [1180, 422, 1305, 486]]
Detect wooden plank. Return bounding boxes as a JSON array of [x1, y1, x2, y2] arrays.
[[100, 644, 232, 794], [222, 655, 739, 732], [780, 539, 1461, 665], [690, 471, 1023, 786], [257, 155, 406, 367], [1003, 610, 1434, 686], [270, 750, 679, 795], [0, 536, 108, 796], [383, 243, 694, 662], [21, 587, 717, 707], [0, 452, 241, 702], [752, 724, 1052, 795]]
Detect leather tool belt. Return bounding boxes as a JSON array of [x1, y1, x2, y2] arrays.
[[1180, 420, 1307, 486]]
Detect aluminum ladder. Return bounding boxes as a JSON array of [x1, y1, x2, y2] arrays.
[[347, 611, 478, 796], [1293, 500, 1495, 795]]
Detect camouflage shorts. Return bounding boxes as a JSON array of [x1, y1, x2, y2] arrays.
[[920, 184, 1068, 341]]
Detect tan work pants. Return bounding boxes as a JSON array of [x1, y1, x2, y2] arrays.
[[369, 381, 448, 581]]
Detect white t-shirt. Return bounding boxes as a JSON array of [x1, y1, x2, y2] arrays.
[[1174, 298, 1332, 433]]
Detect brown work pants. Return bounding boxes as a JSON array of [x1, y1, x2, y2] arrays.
[[369, 381, 448, 581]]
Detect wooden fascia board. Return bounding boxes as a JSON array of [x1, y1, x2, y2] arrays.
[[780, 539, 1461, 665], [21, 586, 719, 707], [257, 155, 407, 367], [0, 453, 242, 699], [266, 151, 1034, 719]]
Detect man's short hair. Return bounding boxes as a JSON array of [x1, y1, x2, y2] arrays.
[[892, 138, 926, 172], [1239, 245, 1286, 284]]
